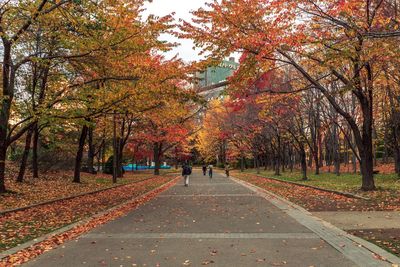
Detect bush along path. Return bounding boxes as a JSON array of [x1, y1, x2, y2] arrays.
[[0, 174, 178, 265], [231, 171, 400, 257]]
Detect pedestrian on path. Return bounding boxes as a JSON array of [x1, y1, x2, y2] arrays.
[[225, 163, 230, 177], [182, 163, 192, 186], [202, 164, 207, 176], [208, 164, 213, 179]]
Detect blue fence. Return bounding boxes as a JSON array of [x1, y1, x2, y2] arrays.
[[123, 164, 171, 171]]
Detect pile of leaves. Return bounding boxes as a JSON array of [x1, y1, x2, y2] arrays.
[[1, 170, 157, 211], [233, 172, 400, 212], [0, 175, 177, 255]]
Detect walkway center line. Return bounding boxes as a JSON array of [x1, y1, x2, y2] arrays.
[[83, 232, 319, 239], [157, 194, 257, 197]]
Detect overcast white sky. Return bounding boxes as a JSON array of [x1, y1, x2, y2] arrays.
[[142, 0, 209, 62]]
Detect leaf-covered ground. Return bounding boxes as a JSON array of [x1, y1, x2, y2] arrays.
[[349, 229, 400, 257], [241, 168, 400, 194], [232, 172, 400, 212], [233, 171, 400, 211], [232, 172, 400, 257], [0, 169, 175, 211], [0, 174, 177, 255]]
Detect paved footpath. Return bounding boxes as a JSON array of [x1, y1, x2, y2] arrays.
[[25, 171, 396, 267]]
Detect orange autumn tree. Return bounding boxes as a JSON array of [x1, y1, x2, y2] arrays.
[[196, 96, 261, 167], [182, 0, 400, 190], [196, 99, 228, 164], [129, 58, 201, 175]]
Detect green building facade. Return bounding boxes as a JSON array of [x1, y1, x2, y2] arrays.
[[198, 58, 239, 87]]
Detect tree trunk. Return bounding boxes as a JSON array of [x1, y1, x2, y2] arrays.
[[274, 154, 280, 176], [117, 138, 124, 178], [112, 113, 117, 183], [240, 154, 245, 172], [333, 125, 340, 176], [308, 152, 313, 168], [313, 151, 319, 175], [87, 127, 95, 174], [356, 94, 375, 190], [300, 146, 308, 180], [32, 124, 39, 178], [394, 147, 400, 177], [0, 41, 13, 193], [16, 128, 34, 183], [97, 144, 102, 173], [289, 146, 294, 172], [281, 146, 286, 173], [0, 146, 7, 193], [153, 142, 162, 175], [275, 134, 281, 176], [359, 149, 374, 189], [73, 125, 89, 183], [386, 79, 400, 177]]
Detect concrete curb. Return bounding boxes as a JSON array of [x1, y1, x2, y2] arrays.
[[0, 176, 179, 260], [230, 176, 400, 267], [242, 172, 370, 200], [0, 176, 158, 215]]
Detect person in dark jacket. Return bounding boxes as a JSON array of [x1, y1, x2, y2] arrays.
[[182, 163, 192, 186], [202, 164, 207, 176]]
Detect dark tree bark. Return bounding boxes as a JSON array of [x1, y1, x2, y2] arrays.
[[309, 95, 321, 175], [281, 145, 286, 173], [256, 154, 260, 174], [274, 135, 281, 176], [16, 128, 34, 183], [153, 142, 162, 175], [0, 41, 14, 193], [117, 137, 124, 177], [300, 146, 308, 180], [73, 124, 89, 183], [32, 124, 39, 178], [386, 82, 400, 177], [333, 124, 341, 176], [86, 127, 95, 174], [240, 154, 245, 172], [112, 113, 117, 183], [288, 146, 294, 172]]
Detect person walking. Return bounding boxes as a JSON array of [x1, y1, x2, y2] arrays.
[[225, 163, 230, 177], [208, 164, 213, 179], [182, 163, 192, 186], [202, 164, 207, 176]]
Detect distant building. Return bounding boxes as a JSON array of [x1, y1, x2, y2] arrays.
[[196, 57, 238, 88], [195, 57, 239, 99]]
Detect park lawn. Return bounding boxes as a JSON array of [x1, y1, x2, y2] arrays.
[[0, 169, 177, 211], [232, 170, 400, 211], [240, 169, 400, 194]]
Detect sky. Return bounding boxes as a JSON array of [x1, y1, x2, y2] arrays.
[[142, 0, 209, 62]]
